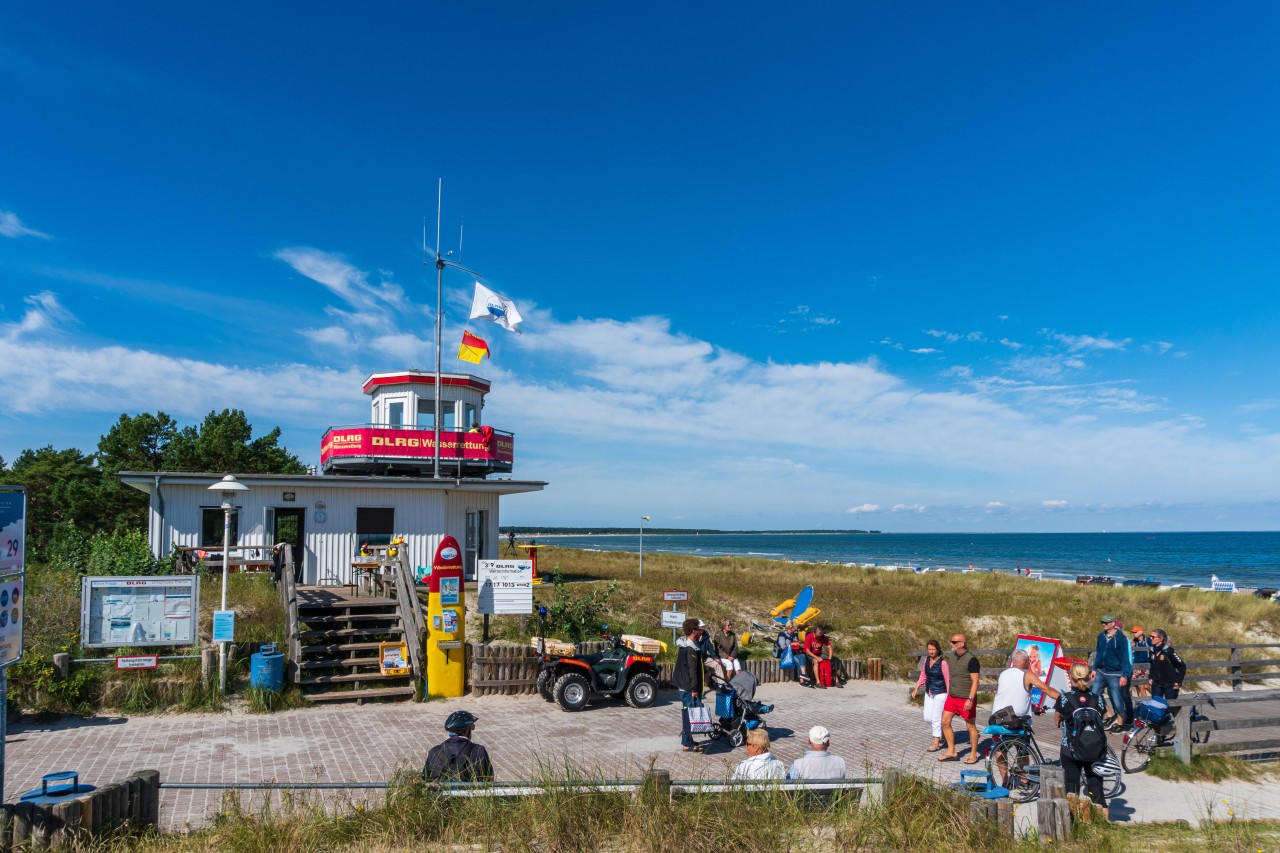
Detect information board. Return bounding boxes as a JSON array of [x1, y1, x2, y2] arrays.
[[81, 576, 200, 648], [661, 609, 687, 629], [0, 487, 26, 669], [476, 559, 534, 615]]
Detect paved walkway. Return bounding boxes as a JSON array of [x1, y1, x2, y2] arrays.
[[5, 681, 1278, 831]]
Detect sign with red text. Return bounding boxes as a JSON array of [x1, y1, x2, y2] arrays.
[[320, 427, 514, 465], [662, 590, 689, 602]]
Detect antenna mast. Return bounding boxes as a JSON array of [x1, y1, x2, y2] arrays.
[[427, 180, 485, 480]]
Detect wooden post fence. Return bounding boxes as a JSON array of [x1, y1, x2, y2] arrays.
[[1, 770, 159, 851]]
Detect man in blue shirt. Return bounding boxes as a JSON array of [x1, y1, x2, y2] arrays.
[[1091, 615, 1133, 732]]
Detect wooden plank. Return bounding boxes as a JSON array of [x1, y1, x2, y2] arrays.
[[1175, 706, 1193, 763], [11, 802, 32, 850], [1167, 689, 1280, 706], [1196, 738, 1280, 756], [1182, 658, 1280, 669], [1194, 717, 1280, 733]]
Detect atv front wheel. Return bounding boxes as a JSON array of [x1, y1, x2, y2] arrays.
[[554, 672, 591, 712], [624, 673, 658, 708], [536, 669, 555, 702]]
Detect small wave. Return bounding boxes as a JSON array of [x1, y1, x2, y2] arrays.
[[747, 551, 785, 556]]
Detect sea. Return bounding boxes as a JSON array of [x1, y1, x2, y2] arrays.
[[536, 531, 1280, 589]]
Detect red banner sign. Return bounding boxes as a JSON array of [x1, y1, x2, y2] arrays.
[[321, 427, 514, 465]]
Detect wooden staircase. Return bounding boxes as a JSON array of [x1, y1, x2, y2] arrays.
[[295, 587, 417, 703]]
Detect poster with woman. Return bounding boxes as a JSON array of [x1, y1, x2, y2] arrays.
[[1013, 634, 1061, 680], [1014, 634, 1062, 708]]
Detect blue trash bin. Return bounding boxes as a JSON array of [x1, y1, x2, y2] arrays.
[[250, 643, 285, 691], [21, 771, 95, 804]]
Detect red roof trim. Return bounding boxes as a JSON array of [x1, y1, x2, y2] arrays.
[[362, 374, 491, 394]]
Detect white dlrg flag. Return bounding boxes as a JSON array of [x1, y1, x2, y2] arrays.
[[469, 282, 523, 333]]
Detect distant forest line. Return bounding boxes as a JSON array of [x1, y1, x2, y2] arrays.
[[499, 528, 883, 536]]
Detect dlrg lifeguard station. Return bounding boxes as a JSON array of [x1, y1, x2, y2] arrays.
[[119, 370, 545, 703]]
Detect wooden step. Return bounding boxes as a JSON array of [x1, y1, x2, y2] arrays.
[[300, 672, 411, 686], [300, 641, 386, 654], [300, 613, 400, 625], [299, 626, 404, 640], [300, 656, 380, 670], [298, 596, 397, 610], [305, 685, 417, 702]]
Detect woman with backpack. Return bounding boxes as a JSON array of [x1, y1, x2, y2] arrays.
[[1055, 661, 1108, 806]]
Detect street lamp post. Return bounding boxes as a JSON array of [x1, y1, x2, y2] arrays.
[[207, 474, 249, 692], [639, 516, 650, 578]]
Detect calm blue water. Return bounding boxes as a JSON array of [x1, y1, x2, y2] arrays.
[[540, 531, 1280, 588]]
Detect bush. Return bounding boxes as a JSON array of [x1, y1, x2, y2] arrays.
[[539, 573, 619, 642]]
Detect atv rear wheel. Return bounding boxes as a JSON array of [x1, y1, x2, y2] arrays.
[[554, 672, 591, 712], [624, 673, 658, 708], [536, 669, 555, 702]]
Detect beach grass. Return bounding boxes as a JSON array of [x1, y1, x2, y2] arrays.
[[506, 547, 1280, 678]]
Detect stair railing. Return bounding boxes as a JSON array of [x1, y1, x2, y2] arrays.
[[278, 544, 301, 685], [390, 550, 427, 690]]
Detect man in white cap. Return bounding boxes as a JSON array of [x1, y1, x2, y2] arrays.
[[786, 725, 847, 779]]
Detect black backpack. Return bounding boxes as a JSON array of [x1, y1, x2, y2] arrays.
[[1064, 691, 1107, 762]]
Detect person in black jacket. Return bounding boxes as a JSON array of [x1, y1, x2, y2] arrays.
[[423, 710, 494, 782], [672, 618, 705, 752], [1148, 629, 1187, 702]]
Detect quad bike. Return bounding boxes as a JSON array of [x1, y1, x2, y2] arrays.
[[535, 622, 661, 712]]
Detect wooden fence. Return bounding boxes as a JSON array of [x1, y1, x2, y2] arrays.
[[467, 642, 864, 697], [1169, 688, 1280, 763], [0, 769, 159, 850]]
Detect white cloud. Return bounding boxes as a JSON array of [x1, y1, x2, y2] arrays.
[[847, 504, 880, 514], [910, 348, 941, 355], [892, 504, 926, 513], [999, 338, 1023, 350], [925, 329, 984, 343], [1042, 500, 1069, 508], [1044, 330, 1130, 352], [985, 501, 1006, 509], [0, 211, 51, 240], [2, 291, 74, 341]]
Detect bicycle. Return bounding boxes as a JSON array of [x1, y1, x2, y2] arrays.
[[984, 716, 1123, 802], [1122, 694, 1214, 773]]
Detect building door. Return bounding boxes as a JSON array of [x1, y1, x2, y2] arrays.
[[465, 510, 487, 581], [273, 508, 306, 582]]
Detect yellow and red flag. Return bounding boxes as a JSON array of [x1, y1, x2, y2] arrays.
[[457, 330, 490, 364]]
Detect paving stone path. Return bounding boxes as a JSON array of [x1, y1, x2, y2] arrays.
[[5, 680, 1278, 831]]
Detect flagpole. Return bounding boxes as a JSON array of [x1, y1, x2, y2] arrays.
[[428, 179, 485, 480]]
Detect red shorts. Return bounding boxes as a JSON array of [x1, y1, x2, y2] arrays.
[[943, 695, 976, 721]]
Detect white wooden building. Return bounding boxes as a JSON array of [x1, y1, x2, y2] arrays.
[[119, 370, 546, 583]]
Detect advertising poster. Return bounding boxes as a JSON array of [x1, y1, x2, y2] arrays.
[[0, 487, 26, 668], [1015, 633, 1063, 708]]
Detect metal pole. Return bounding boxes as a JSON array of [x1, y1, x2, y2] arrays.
[[1, 668, 7, 802], [219, 502, 230, 692], [639, 518, 644, 578], [434, 256, 444, 479]]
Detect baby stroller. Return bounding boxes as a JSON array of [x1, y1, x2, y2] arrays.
[[706, 668, 774, 748]]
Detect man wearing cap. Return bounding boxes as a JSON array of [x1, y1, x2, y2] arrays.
[[423, 710, 494, 782], [787, 725, 847, 779], [1091, 615, 1133, 732]]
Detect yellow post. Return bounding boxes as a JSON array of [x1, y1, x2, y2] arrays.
[[425, 536, 466, 698]]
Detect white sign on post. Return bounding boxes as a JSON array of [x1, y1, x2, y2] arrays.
[[663, 590, 689, 602], [477, 559, 534, 615], [661, 609, 687, 629]]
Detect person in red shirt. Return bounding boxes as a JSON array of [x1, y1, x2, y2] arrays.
[[804, 625, 833, 689]]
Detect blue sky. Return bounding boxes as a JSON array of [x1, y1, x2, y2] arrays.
[[2, 4, 1279, 532]]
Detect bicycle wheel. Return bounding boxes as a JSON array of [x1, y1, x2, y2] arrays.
[[987, 738, 1042, 802], [1121, 726, 1153, 773]]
